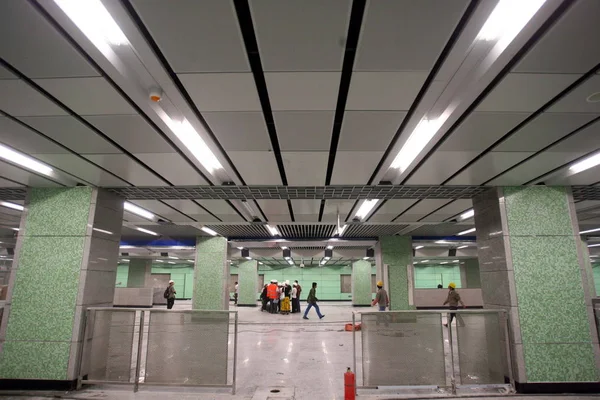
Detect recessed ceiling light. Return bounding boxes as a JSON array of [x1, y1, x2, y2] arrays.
[[570, 152, 600, 174], [326, 245, 333, 250], [441, 261, 449, 264], [458, 228, 476, 236], [168, 261, 176, 264], [135, 227, 158, 236], [459, 209, 474, 220], [355, 199, 379, 219], [124, 202, 154, 220], [457, 245, 469, 249], [168, 256, 179, 260], [237, 246, 244, 250], [414, 245, 424, 249], [266, 225, 280, 236], [0, 201, 24, 211], [477, 0, 547, 42], [589, 244, 600, 248], [201, 226, 218, 236], [586, 92, 600, 103], [0, 144, 53, 176], [391, 117, 446, 172], [121, 259, 130, 262], [164, 118, 222, 173], [281, 246, 288, 250], [92, 227, 113, 235], [580, 228, 600, 235]]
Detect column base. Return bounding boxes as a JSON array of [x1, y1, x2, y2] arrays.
[[352, 304, 372, 307], [515, 381, 600, 394], [0, 378, 78, 391], [236, 304, 258, 307]]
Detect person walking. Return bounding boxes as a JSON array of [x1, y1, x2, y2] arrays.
[[443, 282, 466, 327], [234, 281, 239, 305], [371, 281, 389, 311], [303, 282, 324, 320], [165, 280, 176, 310]]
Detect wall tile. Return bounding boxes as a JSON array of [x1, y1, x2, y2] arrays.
[[237, 260, 258, 305], [25, 187, 93, 237], [79, 270, 117, 306], [480, 271, 512, 307], [352, 260, 372, 305], [476, 236, 509, 273], [504, 186, 573, 237], [523, 343, 598, 382], [380, 236, 412, 310], [85, 236, 120, 272], [89, 205, 124, 242], [0, 340, 70, 380], [193, 237, 227, 310]]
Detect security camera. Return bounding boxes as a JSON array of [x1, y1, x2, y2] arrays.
[[300, 264, 305, 268]]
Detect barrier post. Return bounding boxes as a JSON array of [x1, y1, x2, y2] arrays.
[[75, 310, 89, 390], [352, 312, 357, 396], [447, 312, 457, 395], [232, 311, 239, 394], [133, 310, 145, 393]]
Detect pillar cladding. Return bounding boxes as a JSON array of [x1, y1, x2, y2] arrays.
[[0, 187, 123, 385], [237, 259, 258, 306], [193, 237, 229, 310], [127, 259, 151, 288], [378, 236, 413, 310], [473, 186, 600, 388], [352, 260, 372, 306]]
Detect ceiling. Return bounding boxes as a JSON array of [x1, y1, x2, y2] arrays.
[[0, 0, 599, 243]]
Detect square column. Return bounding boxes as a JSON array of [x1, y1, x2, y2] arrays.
[[474, 186, 600, 389], [237, 259, 258, 306], [352, 260, 372, 306], [0, 188, 123, 386], [193, 237, 229, 310], [377, 236, 413, 310], [127, 259, 151, 288]]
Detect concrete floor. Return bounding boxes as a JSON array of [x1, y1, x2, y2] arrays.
[[0, 301, 513, 400]]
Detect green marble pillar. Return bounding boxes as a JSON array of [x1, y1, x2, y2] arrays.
[[352, 260, 372, 306], [193, 237, 229, 310], [237, 259, 258, 306], [474, 186, 600, 385], [0, 187, 123, 383], [127, 259, 150, 288], [378, 236, 413, 310]]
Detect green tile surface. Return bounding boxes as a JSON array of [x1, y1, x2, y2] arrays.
[[0, 340, 71, 380], [238, 260, 258, 305], [380, 236, 412, 310], [352, 260, 372, 305], [6, 236, 84, 341], [523, 343, 598, 382], [25, 187, 93, 237], [193, 237, 227, 310]]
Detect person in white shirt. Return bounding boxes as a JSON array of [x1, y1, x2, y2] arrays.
[[234, 282, 239, 305], [291, 283, 299, 313]]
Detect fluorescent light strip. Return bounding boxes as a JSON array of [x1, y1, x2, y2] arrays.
[[92, 227, 113, 235], [246, 257, 253, 260], [458, 228, 476, 236], [0, 144, 53, 176], [237, 247, 244, 250], [54, 0, 129, 47], [570, 153, 600, 174], [121, 259, 130, 262], [168, 261, 176, 264], [453, 260, 459, 263], [281, 246, 288, 250], [457, 245, 469, 249], [477, 0, 547, 42], [581, 228, 600, 235], [589, 244, 600, 248], [0, 201, 24, 211], [124, 202, 155, 220], [156, 260, 164, 263], [355, 199, 379, 219], [266, 225, 280, 236], [12, 228, 19, 231], [337, 225, 347, 236], [414, 245, 424, 250], [201, 226, 218, 236], [459, 209, 474, 220], [136, 227, 158, 236], [326, 245, 333, 250], [165, 118, 222, 173], [441, 261, 449, 264], [362, 256, 370, 260], [391, 117, 445, 173], [168, 256, 179, 260]]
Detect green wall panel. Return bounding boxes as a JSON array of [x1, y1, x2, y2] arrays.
[[193, 237, 227, 310], [414, 264, 461, 289], [523, 343, 598, 382], [0, 341, 71, 380], [352, 260, 371, 305], [380, 236, 412, 310], [115, 265, 129, 287], [238, 260, 258, 305]]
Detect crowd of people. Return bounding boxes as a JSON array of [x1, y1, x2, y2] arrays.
[[260, 280, 325, 319]]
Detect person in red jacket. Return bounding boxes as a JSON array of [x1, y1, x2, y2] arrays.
[[267, 280, 279, 314]]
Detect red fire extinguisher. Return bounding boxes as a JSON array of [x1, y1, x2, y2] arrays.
[[344, 367, 356, 400]]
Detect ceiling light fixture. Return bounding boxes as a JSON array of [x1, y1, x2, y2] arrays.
[[326, 245, 333, 250], [459, 209, 475, 220], [362, 256, 370, 260], [168, 256, 179, 260], [121, 259, 130, 262], [581, 228, 600, 235], [569, 152, 600, 175], [589, 244, 600, 248], [120, 245, 134, 249], [136, 227, 158, 236], [187, 259, 194, 263], [168, 261, 176, 264], [453, 260, 459, 263], [12, 228, 19, 231], [156, 260, 164, 263], [281, 246, 288, 250], [355, 199, 379, 219], [457, 245, 469, 249], [266, 225, 280, 236], [92, 227, 113, 235], [201, 226, 218, 236], [165, 118, 222, 173], [441, 261, 449, 264], [237, 246, 244, 250], [287, 259, 294, 265], [0, 144, 53, 176], [391, 117, 445, 173], [421, 260, 430, 263], [54, 0, 129, 47], [245, 256, 252, 260], [336, 225, 347, 236], [458, 228, 476, 236], [0, 201, 24, 211], [414, 245, 424, 250], [124, 202, 155, 220], [477, 0, 547, 42]]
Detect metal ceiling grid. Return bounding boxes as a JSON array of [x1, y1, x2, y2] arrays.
[[343, 224, 410, 237], [206, 224, 270, 238], [278, 224, 337, 239]]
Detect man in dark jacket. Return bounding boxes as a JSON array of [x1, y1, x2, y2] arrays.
[[303, 282, 324, 320], [260, 284, 268, 311], [166, 280, 176, 310]]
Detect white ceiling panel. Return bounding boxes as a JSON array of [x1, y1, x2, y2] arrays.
[[330, 151, 383, 184], [346, 72, 429, 110], [549, 122, 600, 152], [256, 200, 291, 222], [228, 151, 282, 185], [131, 0, 249, 73], [406, 151, 479, 185], [547, 164, 600, 186], [162, 200, 214, 217], [34, 78, 136, 115], [179, 73, 261, 112], [0, 0, 99, 78], [275, 112, 334, 151], [0, 65, 15, 79], [32, 154, 128, 186], [419, 199, 473, 222], [19, 116, 120, 154], [0, 117, 69, 154], [477, 74, 580, 113], [265, 72, 341, 111], [0, 160, 61, 187], [203, 112, 270, 151], [195, 200, 245, 222], [129, 200, 192, 222], [85, 115, 173, 154], [447, 152, 534, 185], [322, 200, 355, 222], [438, 112, 529, 151], [282, 152, 328, 185], [369, 199, 419, 222], [394, 199, 452, 222], [514, 0, 600, 74], [355, 0, 468, 71], [546, 76, 600, 114], [0, 177, 24, 187], [134, 153, 209, 186], [495, 113, 599, 151], [290, 200, 321, 220], [409, 224, 471, 237], [487, 152, 585, 186], [0, 80, 67, 117], [84, 154, 168, 186], [339, 111, 406, 151], [250, 0, 350, 71]]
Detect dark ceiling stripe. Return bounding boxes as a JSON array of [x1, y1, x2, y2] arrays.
[[401, 0, 575, 184], [0, 58, 172, 186], [156, 200, 196, 222], [417, 200, 455, 222], [27, 1, 210, 186], [523, 147, 600, 185], [391, 200, 421, 222], [0, 175, 28, 188], [484, 114, 600, 185], [318, 0, 367, 222], [233, 0, 294, 222]]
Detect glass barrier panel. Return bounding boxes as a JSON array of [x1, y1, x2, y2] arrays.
[[361, 312, 446, 387]]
